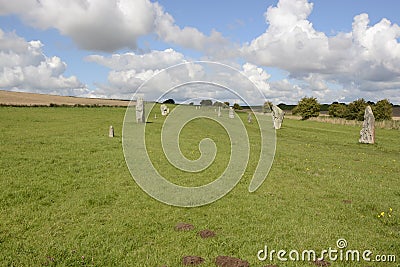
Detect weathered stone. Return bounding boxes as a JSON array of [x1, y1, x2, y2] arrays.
[[135, 97, 145, 123], [359, 106, 375, 144], [160, 104, 169, 116], [109, 125, 114, 137], [247, 113, 252, 123], [229, 107, 235, 119], [217, 106, 221, 117], [271, 104, 284, 129]]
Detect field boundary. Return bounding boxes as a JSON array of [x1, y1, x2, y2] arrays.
[[0, 90, 131, 107]]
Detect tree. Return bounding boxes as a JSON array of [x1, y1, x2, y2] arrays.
[[213, 101, 224, 107], [200, 99, 213, 106], [163, 99, 175, 104], [328, 102, 347, 118], [233, 103, 242, 110], [223, 101, 230, 107], [293, 97, 320, 120], [373, 99, 392, 121], [345, 98, 367, 121]]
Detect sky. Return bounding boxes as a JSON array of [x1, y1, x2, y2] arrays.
[[0, 0, 400, 105]]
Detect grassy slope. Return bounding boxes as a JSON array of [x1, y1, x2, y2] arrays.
[[0, 107, 399, 266]]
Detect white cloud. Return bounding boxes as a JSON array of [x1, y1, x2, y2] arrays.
[[0, 0, 229, 53], [85, 48, 185, 71], [242, 0, 400, 103], [0, 0, 156, 51], [0, 28, 86, 95], [153, 4, 231, 56], [85, 51, 276, 104]]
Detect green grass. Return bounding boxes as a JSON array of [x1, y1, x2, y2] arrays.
[[0, 106, 399, 266]]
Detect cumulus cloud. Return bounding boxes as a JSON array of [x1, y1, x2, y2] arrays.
[[153, 4, 231, 57], [0, 0, 155, 51], [0, 28, 86, 95], [242, 0, 400, 103], [84, 49, 275, 104], [85, 48, 185, 71], [0, 0, 230, 53]]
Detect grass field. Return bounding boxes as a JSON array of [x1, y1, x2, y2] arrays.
[[0, 106, 399, 266]]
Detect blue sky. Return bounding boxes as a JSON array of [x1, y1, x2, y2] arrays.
[[1, 0, 400, 104]]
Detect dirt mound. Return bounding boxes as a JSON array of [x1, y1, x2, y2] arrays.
[[199, 229, 215, 238], [182, 256, 204, 265], [175, 222, 195, 231]]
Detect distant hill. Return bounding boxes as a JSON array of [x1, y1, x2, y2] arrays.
[[0, 90, 130, 107]]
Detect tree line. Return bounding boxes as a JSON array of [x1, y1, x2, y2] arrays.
[[289, 97, 393, 121]]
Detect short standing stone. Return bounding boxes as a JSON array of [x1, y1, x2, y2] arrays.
[[135, 97, 145, 123], [359, 106, 375, 144], [229, 107, 235, 119], [109, 125, 114, 137], [271, 104, 285, 129], [247, 113, 252, 123], [160, 104, 168, 116]]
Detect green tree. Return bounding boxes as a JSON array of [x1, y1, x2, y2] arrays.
[[223, 101, 230, 107], [233, 103, 242, 110], [213, 101, 224, 107], [345, 98, 367, 121], [163, 98, 175, 104], [373, 99, 392, 121], [328, 102, 347, 118], [293, 97, 320, 120], [200, 99, 213, 106]]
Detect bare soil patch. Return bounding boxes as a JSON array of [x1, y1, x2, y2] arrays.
[[175, 222, 195, 231], [198, 229, 216, 238], [182, 256, 204, 265]]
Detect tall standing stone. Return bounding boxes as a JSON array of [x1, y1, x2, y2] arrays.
[[217, 106, 221, 117], [271, 104, 285, 129], [229, 107, 235, 119], [109, 125, 114, 137], [135, 97, 145, 123], [359, 106, 375, 144]]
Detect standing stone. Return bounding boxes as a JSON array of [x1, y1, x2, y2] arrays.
[[217, 106, 221, 117], [247, 113, 252, 123], [228, 107, 235, 119], [135, 97, 145, 123], [271, 104, 285, 129], [109, 125, 114, 137], [160, 104, 168, 116], [359, 106, 375, 144]]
